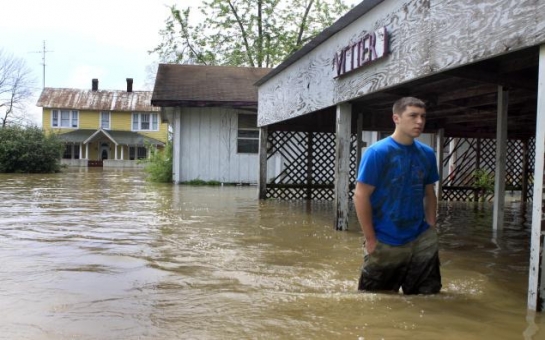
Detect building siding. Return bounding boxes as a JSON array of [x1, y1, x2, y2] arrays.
[[178, 107, 258, 184], [42, 109, 167, 144], [111, 112, 132, 131], [79, 111, 100, 130]]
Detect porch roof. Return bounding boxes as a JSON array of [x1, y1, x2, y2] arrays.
[[58, 129, 165, 146]]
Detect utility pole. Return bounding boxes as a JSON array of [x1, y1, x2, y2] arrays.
[[30, 40, 53, 88]]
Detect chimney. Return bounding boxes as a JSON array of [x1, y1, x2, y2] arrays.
[[126, 78, 133, 92], [92, 78, 98, 91]]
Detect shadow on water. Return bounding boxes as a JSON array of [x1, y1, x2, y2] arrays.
[[0, 169, 543, 339]]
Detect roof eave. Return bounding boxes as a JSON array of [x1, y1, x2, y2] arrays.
[[151, 100, 257, 108], [254, 0, 386, 87]]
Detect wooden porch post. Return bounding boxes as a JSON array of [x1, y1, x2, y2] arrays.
[[335, 103, 352, 231], [258, 126, 268, 199], [448, 138, 458, 185], [435, 128, 444, 201], [528, 44, 545, 311], [306, 132, 314, 200], [493, 87, 508, 230], [474, 139, 482, 202], [521, 140, 529, 203], [356, 113, 363, 171], [173, 108, 182, 183]]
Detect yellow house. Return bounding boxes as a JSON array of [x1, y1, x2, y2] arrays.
[[36, 78, 168, 168]]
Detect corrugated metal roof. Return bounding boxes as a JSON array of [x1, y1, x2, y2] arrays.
[[36, 88, 159, 112], [151, 64, 271, 107]]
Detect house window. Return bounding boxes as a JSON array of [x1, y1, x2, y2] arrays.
[[62, 145, 72, 159], [141, 114, 150, 130], [100, 111, 111, 129], [237, 114, 259, 154], [52, 110, 78, 128], [152, 114, 158, 130], [62, 145, 80, 159], [129, 146, 147, 160], [72, 111, 78, 127], [132, 113, 159, 131], [137, 147, 147, 159]]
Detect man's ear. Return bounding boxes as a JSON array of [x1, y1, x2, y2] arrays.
[[392, 113, 399, 124]]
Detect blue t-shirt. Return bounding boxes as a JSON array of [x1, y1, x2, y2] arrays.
[[356, 136, 439, 246]]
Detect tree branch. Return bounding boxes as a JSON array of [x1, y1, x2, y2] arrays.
[[297, 0, 314, 47], [228, 0, 255, 67]]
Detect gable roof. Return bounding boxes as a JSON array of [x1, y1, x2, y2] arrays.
[[151, 64, 271, 108], [36, 88, 159, 112], [56, 129, 164, 146]]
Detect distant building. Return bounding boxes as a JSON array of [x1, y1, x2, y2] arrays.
[[151, 64, 270, 184], [37, 78, 168, 168]]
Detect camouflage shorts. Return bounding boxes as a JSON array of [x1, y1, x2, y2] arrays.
[[358, 227, 442, 295]]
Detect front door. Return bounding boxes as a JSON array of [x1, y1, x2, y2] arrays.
[[100, 143, 109, 160]]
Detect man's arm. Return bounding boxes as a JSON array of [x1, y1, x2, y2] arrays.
[[353, 182, 377, 253], [424, 183, 437, 228]]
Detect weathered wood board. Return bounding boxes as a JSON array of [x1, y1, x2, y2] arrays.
[[171, 107, 260, 184], [258, 0, 545, 126]]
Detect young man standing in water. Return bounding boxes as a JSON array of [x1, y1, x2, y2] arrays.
[[353, 97, 441, 295]]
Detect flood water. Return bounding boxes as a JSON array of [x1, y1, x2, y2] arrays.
[[0, 169, 544, 339]]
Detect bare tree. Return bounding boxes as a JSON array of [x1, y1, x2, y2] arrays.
[[0, 49, 36, 127]]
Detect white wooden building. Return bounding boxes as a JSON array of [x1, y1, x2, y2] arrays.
[[151, 64, 270, 184], [255, 0, 545, 310]]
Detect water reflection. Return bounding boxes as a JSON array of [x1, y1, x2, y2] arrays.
[[0, 169, 543, 339]]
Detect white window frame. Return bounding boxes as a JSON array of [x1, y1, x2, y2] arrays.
[[237, 113, 259, 154], [132, 113, 159, 131], [100, 111, 111, 130], [51, 109, 79, 128]]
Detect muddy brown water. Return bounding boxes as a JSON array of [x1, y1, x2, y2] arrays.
[[0, 169, 544, 339]]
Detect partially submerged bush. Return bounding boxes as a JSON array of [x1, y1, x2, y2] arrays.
[[142, 140, 173, 183], [0, 126, 63, 173]]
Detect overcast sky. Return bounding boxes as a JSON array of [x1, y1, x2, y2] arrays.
[[1, 0, 183, 91], [1, 0, 358, 125], [1, 0, 189, 124]]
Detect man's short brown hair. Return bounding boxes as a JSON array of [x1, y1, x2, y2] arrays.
[[392, 97, 426, 115]]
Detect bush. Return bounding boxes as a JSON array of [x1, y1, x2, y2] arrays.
[[473, 168, 494, 194], [142, 140, 173, 183], [0, 126, 63, 173]]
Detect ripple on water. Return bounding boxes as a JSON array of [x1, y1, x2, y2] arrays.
[[0, 171, 544, 339]]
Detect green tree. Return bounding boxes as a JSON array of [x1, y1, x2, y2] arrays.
[[151, 0, 352, 67], [0, 126, 63, 173]]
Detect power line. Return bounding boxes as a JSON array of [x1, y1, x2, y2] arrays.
[[30, 40, 53, 88]]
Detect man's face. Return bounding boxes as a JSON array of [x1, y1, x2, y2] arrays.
[[393, 105, 427, 138]]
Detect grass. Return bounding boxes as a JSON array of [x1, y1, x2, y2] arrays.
[[183, 179, 222, 186]]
